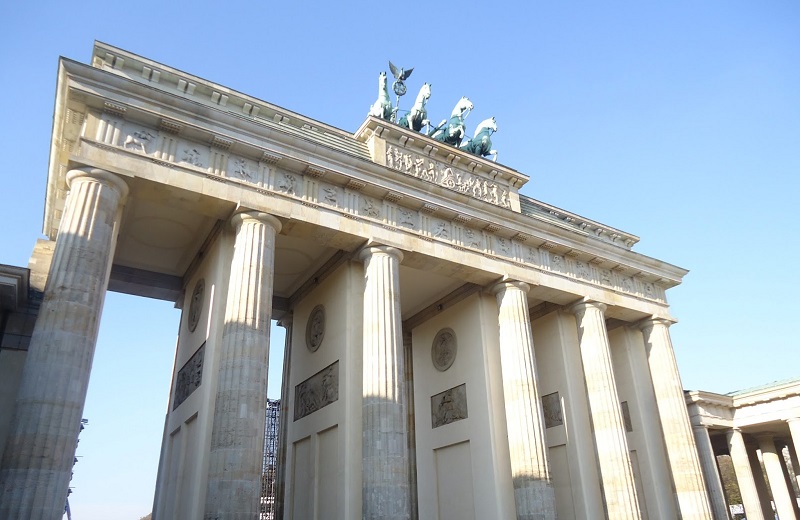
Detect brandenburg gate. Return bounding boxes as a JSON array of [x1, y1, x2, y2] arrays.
[[0, 42, 716, 520]]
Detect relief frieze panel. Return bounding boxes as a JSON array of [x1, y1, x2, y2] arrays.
[[385, 144, 511, 209], [431, 383, 468, 429], [80, 111, 668, 305], [294, 361, 339, 421], [173, 343, 205, 410]]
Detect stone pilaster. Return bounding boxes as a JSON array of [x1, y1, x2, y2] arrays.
[[273, 314, 293, 520], [726, 429, 766, 520], [640, 318, 714, 520], [402, 330, 419, 520], [568, 299, 642, 519], [359, 245, 410, 520], [0, 167, 128, 520], [691, 425, 731, 520], [757, 435, 797, 520], [204, 210, 281, 520], [492, 281, 556, 520]]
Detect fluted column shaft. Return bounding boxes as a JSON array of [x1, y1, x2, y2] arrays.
[[204, 211, 281, 520], [757, 435, 797, 520], [776, 440, 800, 518], [0, 168, 128, 520], [789, 418, 800, 489], [569, 300, 641, 519], [640, 318, 713, 519], [493, 281, 556, 520], [359, 245, 410, 520], [692, 425, 731, 520], [726, 429, 766, 520]]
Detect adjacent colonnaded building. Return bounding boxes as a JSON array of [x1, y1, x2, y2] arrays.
[[0, 42, 724, 520]]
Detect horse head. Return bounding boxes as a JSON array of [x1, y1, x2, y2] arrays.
[[451, 97, 474, 118], [419, 83, 431, 101], [474, 117, 497, 137]]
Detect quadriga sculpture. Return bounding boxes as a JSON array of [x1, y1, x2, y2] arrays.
[[398, 83, 431, 132], [429, 97, 473, 147], [368, 71, 393, 121], [460, 117, 498, 160]]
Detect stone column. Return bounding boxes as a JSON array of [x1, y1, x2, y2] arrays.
[[789, 418, 800, 489], [568, 299, 642, 519], [640, 318, 714, 520], [726, 429, 766, 520], [273, 314, 293, 520], [757, 435, 797, 520], [493, 281, 556, 520], [776, 440, 800, 518], [359, 245, 410, 520], [747, 440, 776, 520], [0, 167, 128, 520], [692, 425, 730, 520], [786, 425, 800, 497], [204, 210, 281, 520]]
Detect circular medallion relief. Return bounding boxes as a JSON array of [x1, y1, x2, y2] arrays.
[[306, 305, 326, 352], [431, 328, 457, 372], [188, 279, 205, 333]]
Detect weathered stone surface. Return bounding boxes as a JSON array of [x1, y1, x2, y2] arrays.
[[494, 281, 556, 520], [0, 168, 128, 520], [360, 245, 410, 520], [569, 299, 642, 520], [204, 211, 281, 520]]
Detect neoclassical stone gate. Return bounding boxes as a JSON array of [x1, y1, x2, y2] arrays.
[[0, 43, 715, 520]]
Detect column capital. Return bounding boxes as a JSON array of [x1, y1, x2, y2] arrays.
[[67, 166, 129, 202], [567, 298, 607, 316], [230, 209, 282, 233], [357, 243, 404, 263], [637, 316, 676, 333], [726, 427, 744, 440], [490, 279, 531, 296]]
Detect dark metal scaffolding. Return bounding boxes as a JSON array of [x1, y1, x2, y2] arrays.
[[261, 398, 280, 520]]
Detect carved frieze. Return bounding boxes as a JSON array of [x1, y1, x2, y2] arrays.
[[541, 392, 563, 428], [276, 172, 297, 195], [321, 186, 338, 205], [385, 144, 511, 209], [294, 361, 339, 421], [173, 343, 205, 410], [82, 113, 668, 306], [431, 383, 468, 428]]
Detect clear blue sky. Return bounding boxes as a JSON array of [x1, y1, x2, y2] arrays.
[[1, 2, 798, 518]]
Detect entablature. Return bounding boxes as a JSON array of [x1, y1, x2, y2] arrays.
[[46, 45, 690, 321]]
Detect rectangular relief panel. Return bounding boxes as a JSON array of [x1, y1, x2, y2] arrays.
[[435, 440, 476, 520], [173, 342, 205, 410], [294, 361, 339, 421], [431, 383, 467, 429], [542, 391, 564, 428]]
